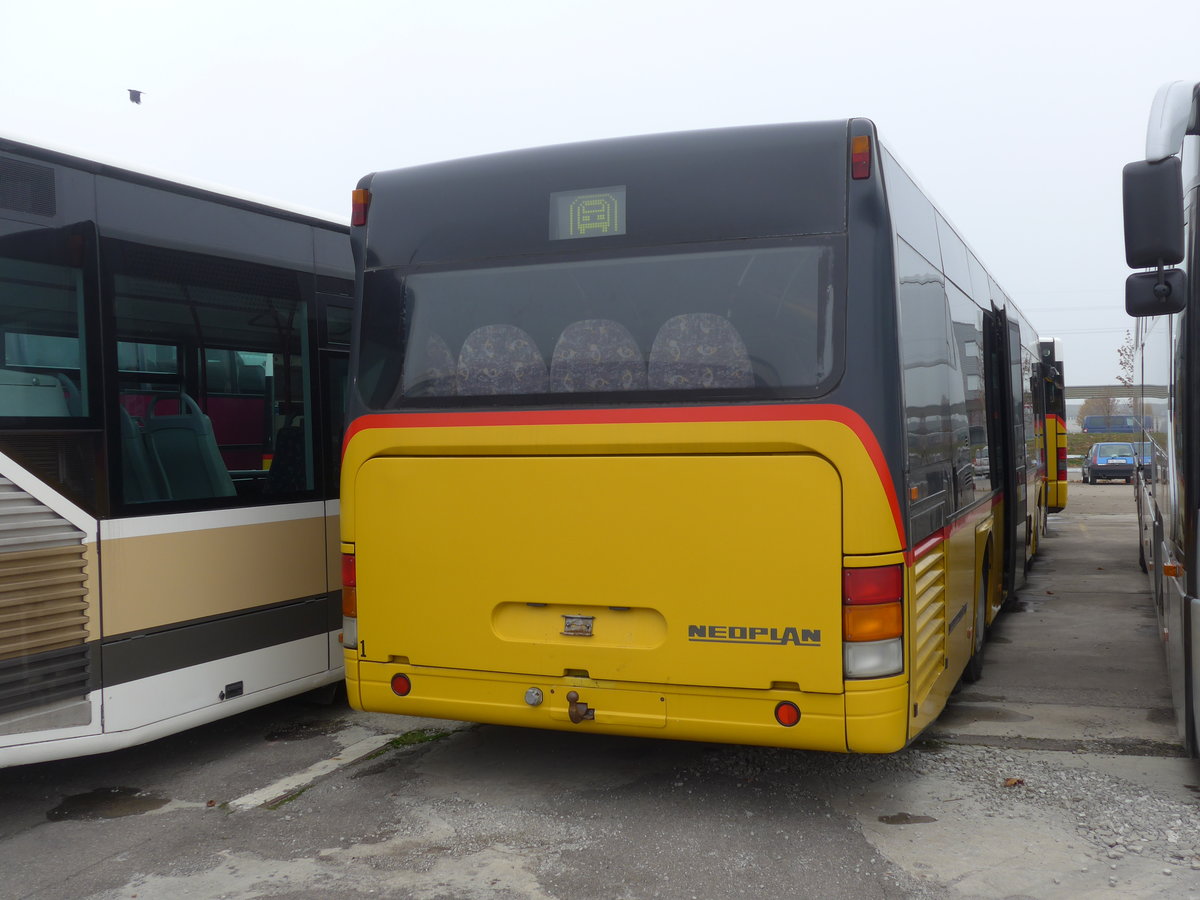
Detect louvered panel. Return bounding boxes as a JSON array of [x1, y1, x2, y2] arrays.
[[910, 544, 947, 706], [0, 578, 89, 607], [0, 481, 91, 721], [0, 598, 89, 631], [0, 647, 89, 716], [0, 155, 57, 217]]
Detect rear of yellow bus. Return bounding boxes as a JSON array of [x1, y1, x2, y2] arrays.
[[1040, 339, 1068, 514], [341, 121, 926, 752]]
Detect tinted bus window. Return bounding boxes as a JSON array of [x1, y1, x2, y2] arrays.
[[108, 240, 312, 504], [359, 242, 841, 407], [0, 225, 92, 418]]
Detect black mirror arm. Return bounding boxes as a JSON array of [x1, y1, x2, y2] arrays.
[[1155, 262, 1175, 301]]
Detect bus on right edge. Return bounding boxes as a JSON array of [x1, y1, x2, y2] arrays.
[[1122, 79, 1200, 756]]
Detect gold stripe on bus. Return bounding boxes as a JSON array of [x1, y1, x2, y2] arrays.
[[100, 515, 328, 636]]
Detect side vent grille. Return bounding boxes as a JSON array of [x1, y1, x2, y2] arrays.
[[0, 477, 91, 723], [910, 542, 947, 706], [0, 157, 57, 217]]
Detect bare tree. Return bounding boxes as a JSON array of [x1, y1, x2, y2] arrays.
[[1117, 330, 1136, 414], [1078, 395, 1119, 428]]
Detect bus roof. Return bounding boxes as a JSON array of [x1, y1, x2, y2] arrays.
[[1145, 81, 1199, 162], [0, 132, 349, 232], [357, 120, 856, 268]]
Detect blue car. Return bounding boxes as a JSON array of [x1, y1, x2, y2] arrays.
[[1082, 441, 1136, 484]]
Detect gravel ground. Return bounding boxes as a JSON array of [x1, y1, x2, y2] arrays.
[[914, 743, 1200, 871]]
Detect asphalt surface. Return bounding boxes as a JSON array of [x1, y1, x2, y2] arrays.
[[0, 478, 1197, 899]]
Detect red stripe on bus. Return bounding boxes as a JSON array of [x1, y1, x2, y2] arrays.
[[904, 493, 1004, 566], [912, 534, 944, 560], [344, 404, 905, 546]]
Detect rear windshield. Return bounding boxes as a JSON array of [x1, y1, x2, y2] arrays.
[[1094, 443, 1135, 456], [356, 242, 841, 408]]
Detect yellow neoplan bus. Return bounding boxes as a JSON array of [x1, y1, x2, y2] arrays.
[[1040, 338, 1068, 516], [341, 120, 1060, 752]]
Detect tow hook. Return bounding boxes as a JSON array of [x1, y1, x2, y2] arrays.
[[566, 690, 595, 724]]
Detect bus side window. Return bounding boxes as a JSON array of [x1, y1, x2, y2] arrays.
[[110, 238, 314, 506]]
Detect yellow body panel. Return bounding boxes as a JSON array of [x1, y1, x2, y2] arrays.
[[341, 414, 903, 555], [340, 410, 987, 753], [846, 676, 908, 753], [352, 660, 850, 751], [905, 504, 991, 739], [356, 452, 843, 692], [1043, 414, 1068, 512]]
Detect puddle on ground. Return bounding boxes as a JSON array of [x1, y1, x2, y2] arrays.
[[879, 812, 937, 825], [1147, 707, 1176, 724], [265, 719, 345, 742], [989, 635, 1013, 644], [47, 787, 169, 821]]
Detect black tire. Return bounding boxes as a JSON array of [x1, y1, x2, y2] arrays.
[[962, 566, 988, 683]]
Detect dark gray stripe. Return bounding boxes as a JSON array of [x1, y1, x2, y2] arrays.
[[101, 591, 341, 687]]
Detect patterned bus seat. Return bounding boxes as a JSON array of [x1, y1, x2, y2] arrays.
[[647, 314, 754, 389], [456, 325, 547, 395], [400, 332, 457, 398], [550, 319, 646, 392]]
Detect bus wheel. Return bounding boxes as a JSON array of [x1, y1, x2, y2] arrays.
[[963, 566, 988, 683]]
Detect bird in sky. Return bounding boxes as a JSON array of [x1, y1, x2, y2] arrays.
[[128, 89, 144, 105]]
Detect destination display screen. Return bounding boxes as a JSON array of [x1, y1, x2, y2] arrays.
[[549, 186, 626, 240]]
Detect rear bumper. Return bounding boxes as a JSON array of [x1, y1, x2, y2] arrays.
[[347, 657, 911, 753], [1090, 465, 1134, 480]]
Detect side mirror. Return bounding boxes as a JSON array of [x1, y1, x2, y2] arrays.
[[1126, 269, 1187, 317], [1123, 157, 1184, 268]]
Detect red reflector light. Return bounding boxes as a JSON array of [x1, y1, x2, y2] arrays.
[[391, 673, 412, 696], [341, 553, 358, 618], [351, 189, 371, 227], [774, 701, 801, 727], [851, 135, 871, 180], [843, 565, 903, 605]]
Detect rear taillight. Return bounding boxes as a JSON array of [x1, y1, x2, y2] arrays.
[[1057, 445, 1068, 481], [843, 564, 903, 678], [351, 189, 371, 227], [843, 566, 903, 606], [341, 552, 357, 648], [851, 135, 872, 180]]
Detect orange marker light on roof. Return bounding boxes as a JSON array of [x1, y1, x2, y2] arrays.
[[351, 189, 371, 227], [851, 135, 871, 180]]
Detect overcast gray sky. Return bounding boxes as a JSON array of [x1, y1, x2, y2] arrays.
[[5, 0, 1198, 386]]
